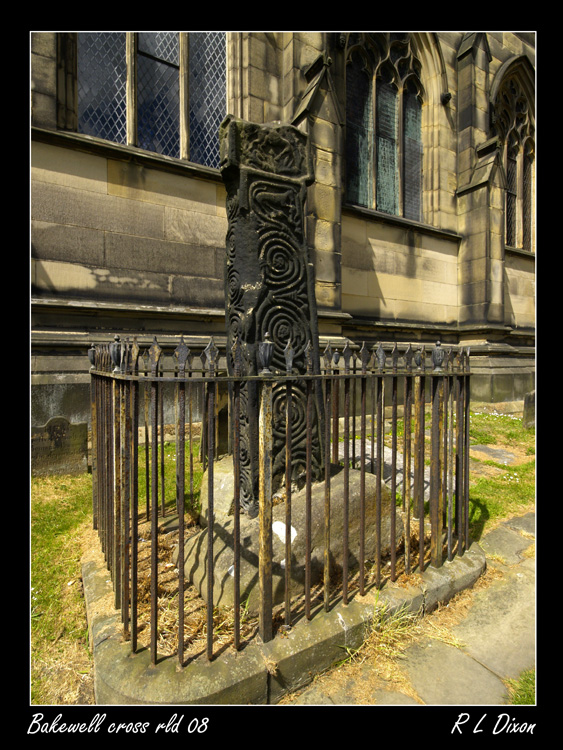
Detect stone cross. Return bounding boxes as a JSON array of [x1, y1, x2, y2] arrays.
[[219, 115, 324, 518]]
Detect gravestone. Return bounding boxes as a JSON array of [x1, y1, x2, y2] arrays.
[[219, 115, 324, 518], [31, 416, 88, 476]]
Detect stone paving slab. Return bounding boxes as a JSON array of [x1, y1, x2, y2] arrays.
[[283, 514, 536, 706]]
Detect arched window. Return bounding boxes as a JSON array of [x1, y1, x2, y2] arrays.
[[345, 33, 424, 221], [491, 70, 535, 252], [76, 32, 226, 168]]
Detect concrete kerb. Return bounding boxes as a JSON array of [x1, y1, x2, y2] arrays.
[[82, 542, 486, 705]]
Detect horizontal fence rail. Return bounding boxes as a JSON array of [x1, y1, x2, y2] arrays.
[[89, 335, 470, 666]]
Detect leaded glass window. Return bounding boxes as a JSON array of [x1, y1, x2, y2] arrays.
[[403, 82, 423, 221], [376, 80, 399, 215], [344, 33, 423, 221], [345, 55, 374, 206], [189, 32, 227, 169], [492, 73, 535, 252], [523, 147, 533, 252], [506, 145, 518, 248], [76, 32, 226, 168], [78, 33, 127, 145], [137, 32, 180, 158]]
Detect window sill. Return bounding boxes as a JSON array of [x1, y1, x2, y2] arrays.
[[505, 245, 535, 259], [31, 127, 222, 182], [342, 202, 462, 242]]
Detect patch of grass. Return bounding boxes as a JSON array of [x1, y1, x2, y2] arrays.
[[136, 439, 203, 517], [470, 411, 535, 454], [506, 668, 535, 705], [468, 461, 535, 540], [468, 412, 535, 540], [30, 473, 94, 703]]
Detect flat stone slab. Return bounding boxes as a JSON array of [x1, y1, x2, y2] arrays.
[[401, 638, 510, 705], [479, 525, 534, 565], [451, 564, 535, 681], [470, 444, 520, 465]]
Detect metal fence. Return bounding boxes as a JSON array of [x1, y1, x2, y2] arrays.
[[89, 335, 470, 667]]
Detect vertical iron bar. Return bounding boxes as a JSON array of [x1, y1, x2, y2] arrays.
[[149, 338, 162, 666], [323, 375, 332, 612], [205, 341, 218, 659], [305, 373, 313, 619], [232, 338, 242, 647], [122, 376, 131, 638], [90, 361, 98, 531], [403, 354, 413, 575], [160, 371, 165, 516], [144, 357, 150, 522], [342, 348, 351, 604], [113, 378, 122, 609], [131, 374, 139, 653], [464, 356, 471, 552], [455, 364, 463, 554], [352, 355, 357, 468], [258, 372, 273, 642], [285, 377, 293, 625], [332, 354, 339, 465], [390, 347, 398, 581], [174, 337, 189, 666], [359, 355, 367, 595], [447, 372, 454, 561], [430, 372, 444, 568], [375, 374, 383, 588]]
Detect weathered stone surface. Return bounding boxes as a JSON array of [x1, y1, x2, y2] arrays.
[[523, 389, 535, 428], [219, 115, 324, 518], [31, 416, 88, 476], [178, 466, 403, 613]]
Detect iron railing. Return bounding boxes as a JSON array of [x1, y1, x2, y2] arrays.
[[89, 335, 471, 666]]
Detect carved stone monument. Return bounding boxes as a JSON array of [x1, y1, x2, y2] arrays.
[[219, 115, 324, 517]]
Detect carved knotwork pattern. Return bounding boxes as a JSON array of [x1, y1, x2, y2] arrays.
[[222, 120, 323, 517]]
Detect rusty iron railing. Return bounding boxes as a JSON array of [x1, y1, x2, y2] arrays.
[[89, 335, 470, 666]]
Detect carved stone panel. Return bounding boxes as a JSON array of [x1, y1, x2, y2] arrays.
[[220, 115, 324, 517]]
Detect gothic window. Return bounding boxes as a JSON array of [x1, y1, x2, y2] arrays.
[[492, 73, 535, 252], [76, 32, 226, 168], [345, 33, 424, 221]]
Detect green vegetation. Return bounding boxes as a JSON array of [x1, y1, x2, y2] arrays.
[[507, 668, 536, 705], [468, 412, 535, 540], [30, 473, 93, 703], [136, 440, 204, 516]]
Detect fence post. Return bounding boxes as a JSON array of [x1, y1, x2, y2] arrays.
[[258, 335, 274, 643]]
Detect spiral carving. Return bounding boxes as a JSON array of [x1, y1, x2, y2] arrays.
[[220, 117, 324, 516], [260, 231, 304, 289]]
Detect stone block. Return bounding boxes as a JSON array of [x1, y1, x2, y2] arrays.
[[31, 416, 88, 476], [178, 463, 403, 613], [523, 390, 535, 428]]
